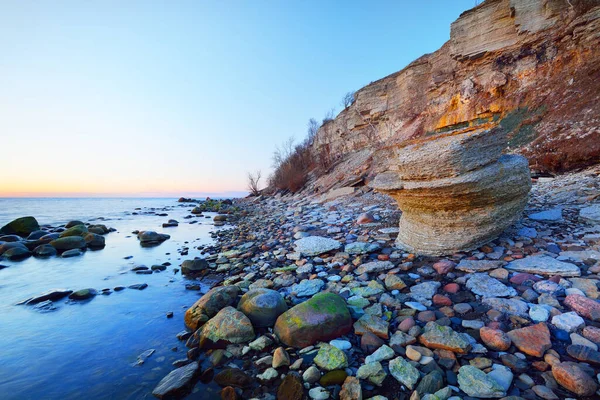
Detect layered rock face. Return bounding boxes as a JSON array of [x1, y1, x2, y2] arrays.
[[310, 0, 599, 193], [373, 128, 531, 256]]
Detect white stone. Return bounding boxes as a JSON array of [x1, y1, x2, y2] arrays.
[[551, 312, 585, 332]]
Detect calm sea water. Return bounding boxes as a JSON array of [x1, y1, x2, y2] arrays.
[[0, 198, 228, 400]]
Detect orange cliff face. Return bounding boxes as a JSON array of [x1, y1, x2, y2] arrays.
[[310, 0, 600, 192]]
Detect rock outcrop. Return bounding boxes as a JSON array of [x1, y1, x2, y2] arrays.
[[309, 0, 600, 194], [372, 128, 530, 255]]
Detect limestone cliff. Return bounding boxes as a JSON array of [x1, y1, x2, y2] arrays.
[[310, 0, 600, 193]]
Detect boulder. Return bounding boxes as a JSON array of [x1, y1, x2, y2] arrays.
[[65, 220, 85, 229], [181, 258, 209, 275], [274, 292, 352, 348], [68, 288, 97, 300], [49, 236, 86, 251], [137, 231, 170, 246], [18, 289, 73, 305], [372, 128, 531, 256], [184, 286, 240, 330], [152, 362, 200, 399], [0, 241, 28, 256], [58, 224, 88, 238], [237, 288, 288, 328], [552, 362, 598, 397], [198, 306, 255, 346], [2, 246, 32, 260], [0, 216, 40, 237], [84, 233, 105, 248]]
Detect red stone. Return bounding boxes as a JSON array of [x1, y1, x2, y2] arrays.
[[377, 254, 390, 261], [433, 294, 452, 306], [443, 283, 460, 294], [509, 273, 541, 285], [433, 260, 455, 274], [553, 362, 598, 397], [507, 323, 552, 357], [583, 326, 600, 344], [398, 317, 416, 332], [417, 311, 437, 322], [565, 294, 600, 320], [480, 327, 512, 351], [356, 213, 375, 224]]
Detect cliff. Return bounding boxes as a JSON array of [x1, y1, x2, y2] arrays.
[[309, 0, 600, 193]]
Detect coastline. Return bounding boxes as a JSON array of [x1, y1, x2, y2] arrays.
[[161, 164, 600, 399]]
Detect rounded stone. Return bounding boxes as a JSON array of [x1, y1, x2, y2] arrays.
[[480, 327, 512, 351], [238, 288, 288, 328]]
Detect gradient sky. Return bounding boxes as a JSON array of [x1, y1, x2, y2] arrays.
[[1, 0, 474, 197]]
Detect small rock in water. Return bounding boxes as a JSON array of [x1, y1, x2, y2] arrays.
[[128, 283, 148, 290], [133, 349, 155, 366]]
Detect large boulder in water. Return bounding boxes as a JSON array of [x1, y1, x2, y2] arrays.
[[274, 292, 352, 348], [33, 244, 58, 258], [181, 259, 208, 275], [238, 288, 288, 328], [137, 231, 170, 247], [2, 247, 32, 260], [50, 236, 87, 251], [59, 224, 88, 238], [0, 242, 28, 256], [198, 306, 255, 347], [184, 286, 240, 330], [1, 216, 40, 237], [84, 233, 105, 248]]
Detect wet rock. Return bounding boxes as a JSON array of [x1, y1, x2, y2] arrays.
[[0, 216, 39, 237], [138, 231, 170, 246], [214, 368, 252, 388], [274, 292, 352, 348], [68, 288, 97, 300], [389, 356, 420, 390], [506, 255, 580, 277], [238, 288, 288, 328], [33, 244, 57, 258], [552, 362, 598, 396], [49, 236, 86, 251], [293, 236, 341, 256], [199, 306, 255, 346], [2, 246, 32, 260], [181, 259, 209, 275], [84, 233, 105, 248], [507, 323, 551, 357], [65, 220, 85, 229], [128, 283, 148, 290], [457, 365, 506, 398], [184, 286, 241, 330], [59, 224, 88, 238], [152, 361, 200, 399], [61, 249, 82, 258], [419, 322, 471, 354]]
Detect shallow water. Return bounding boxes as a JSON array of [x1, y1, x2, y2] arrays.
[[0, 198, 226, 399]]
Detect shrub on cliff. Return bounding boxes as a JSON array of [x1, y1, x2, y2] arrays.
[[269, 138, 313, 193]]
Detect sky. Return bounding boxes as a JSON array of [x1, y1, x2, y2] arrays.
[[0, 0, 475, 197]]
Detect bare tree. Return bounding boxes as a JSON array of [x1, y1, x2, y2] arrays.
[[247, 170, 262, 196], [272, 137, 295, 168], [322, 108, 336, 125], [307, 118, 319, 142], [341, 91, 355, 109]]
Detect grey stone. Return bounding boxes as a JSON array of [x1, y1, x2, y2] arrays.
[[456, 260, 505, 272], [457, 365, 506, 398], [506, 255, 581, 277], [389, 357, 420, 390], [152, 362, 199, 399], [580, 204, 600, 224], [529, 208, 562, 221], [482, 298, 529, 317], [290, 279, 325, 297], [466, 273, 516, 297], [551, 312, 585, 333], [355, 260, 394, 275], [344, 242, 380, 255], [294, 236, 341, 256]]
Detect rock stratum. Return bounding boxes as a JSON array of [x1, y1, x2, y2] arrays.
[[309, 0, 600, 193], [372, 127, 531, 255]]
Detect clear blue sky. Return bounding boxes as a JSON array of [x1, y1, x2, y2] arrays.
[[0, 0, 475, 197]]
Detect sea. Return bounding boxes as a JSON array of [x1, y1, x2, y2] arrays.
[[0, 198, 228, 400]]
